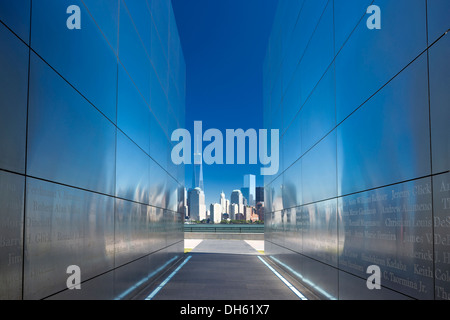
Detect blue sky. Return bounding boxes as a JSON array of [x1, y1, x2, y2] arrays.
[[172, 0, 279, 206]]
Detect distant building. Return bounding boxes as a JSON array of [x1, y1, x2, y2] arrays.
[[229, 203, 239, 220], [223, 199, 230, 220], [256, 187, 264, 203], [231, 190, 244, 216], [188, 188, 206, 221], [225, 199, 230, 214], [235, 213, 245, 221], [220, 191, 229, 215], [256, 202, 264, 222], [243, 175, 256, 206], [192, 133, 204, 192], [184, 205, 189, 219], [210, 203, 222, 224], [243, 206, 254, 221], [247, 202, 261, 222], [179, 187, 188, 218], [241, 187, 249, 205]]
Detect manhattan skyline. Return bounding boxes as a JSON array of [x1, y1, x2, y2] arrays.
[[185, 174, 263, 224]]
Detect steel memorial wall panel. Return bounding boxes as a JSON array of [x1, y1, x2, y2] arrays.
[[27, 53, 117, 197], [338, 178, 434, 300], [264, 0, 450, 300], [0, 0, 185, 300], [429, 34, 450, 175], [0, 23, 29, 174], [433, 173, 450, 300], [24, 178, 115, 300], [337, 54, 431, 196], [0, 171, 25, 300], [31, 0, 119, 123], [0, 0, 30, 44], [335, 0, 427, 124]]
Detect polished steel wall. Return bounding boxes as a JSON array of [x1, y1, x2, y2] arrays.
[[0, 0, 185, 300], [264, 0, 450, 300]]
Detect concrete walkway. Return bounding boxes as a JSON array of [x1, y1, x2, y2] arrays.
[[137, 240, 308, 300]]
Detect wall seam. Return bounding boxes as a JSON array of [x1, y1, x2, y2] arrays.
[[21, 0, 33, 300]]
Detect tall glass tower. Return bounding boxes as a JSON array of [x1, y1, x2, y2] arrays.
[[192, 131, 204, 191], [243, 174, 256, 206]]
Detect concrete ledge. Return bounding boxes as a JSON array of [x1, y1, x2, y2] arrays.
[[184, 232, 264, 240]]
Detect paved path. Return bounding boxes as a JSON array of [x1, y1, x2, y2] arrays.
[[140, 240, 305, 300]]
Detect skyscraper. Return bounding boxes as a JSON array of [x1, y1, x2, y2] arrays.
[[220, 191, 228, 215], [230, 190, 244, 216], [243, 174, 256, 206], [192, 132, 204, 191], [188, 187, 206, 222], [229, 203, 239, 220], [241, 187, 249, 205], [255, 187, 264, 203], [179, 187, 188, 218], [210, 203, 222, 224]]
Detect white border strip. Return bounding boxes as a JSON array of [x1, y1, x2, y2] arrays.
[[257, 256, 308, 300], [145, 255, 193, 300]]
